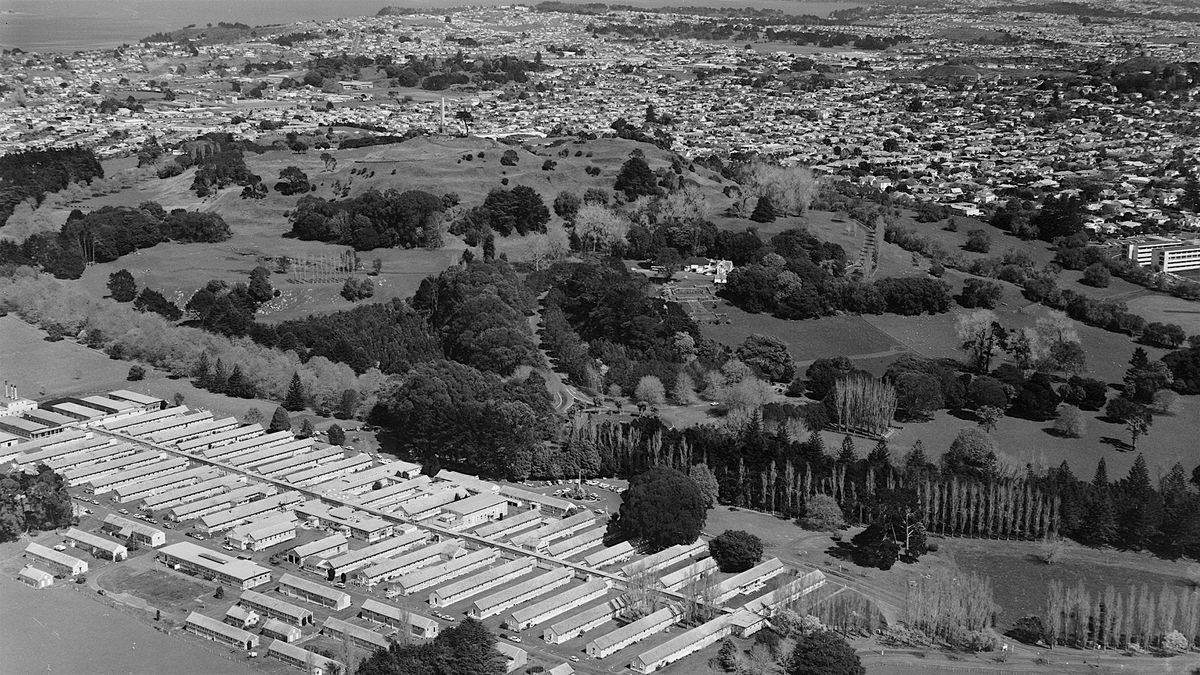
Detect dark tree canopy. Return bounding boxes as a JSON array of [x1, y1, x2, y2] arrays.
[[611, 466, 707, 551], [107, 269, 137, 302], [736, 334, 795, 383], [785, 630, 865, 675], [0, 465, 74, 542], [289, 188, 445, 250], [708, 530, 764, 572], [355, 617, 505, 675], [614, 154, 662, 200], [268, 405, 292, 433]]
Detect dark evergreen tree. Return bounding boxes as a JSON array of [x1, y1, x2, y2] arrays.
[[750, 195, 777, 223], [284, 372, 306, 411], [107, 269, 137, 302], [327, 423, 346, 445], [838, 435, 857, 463], [1081, 459, 1117, 546], [867, 438, 891, 466], [209, 358, 229, 393], [268, 405, 292, 433], [613, 154, 661, 200]]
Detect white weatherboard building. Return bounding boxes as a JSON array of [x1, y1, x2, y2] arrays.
[[630, 611, 760, 673], [286, 534, 350, 568], [18, 566, 54, 589], [277, 573, 352, 610], [23, 542, 87, 577], [239, 589, 315, 626], [505, 579, 609, 631], [713, 558, 786, 604], [392, 547, 496, 595], [543, 597, 629, 644], [156, 542, 272, 590], [185, 612, 259, 650], [101, 513, 166, 547], [267, 639, 342, 674], [435, 492, 507, 530], [360, 599, 440, 639], [469, 567, 573, 619], [320, 616, 390, 652], [64, 527, 128, 561], [586, 605, 681, 659], [429, 556, 536, 608], [225, 517, 297, 551]]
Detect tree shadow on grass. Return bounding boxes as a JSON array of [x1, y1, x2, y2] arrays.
[[1041, 427, 1076, 439], [947, 408, 979, 423], [1100, 436, 1132, 452]]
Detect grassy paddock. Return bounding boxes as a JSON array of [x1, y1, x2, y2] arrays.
[[100, 567, 211, 607], [942, 537, 1194, 629]]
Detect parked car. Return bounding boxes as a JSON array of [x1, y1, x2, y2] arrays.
[[53, 544, 67, 551], [118, 508, 129, 515], [508, 635, 521, 643]]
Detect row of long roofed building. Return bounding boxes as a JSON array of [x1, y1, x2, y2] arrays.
[[7, 388, 831, 672]]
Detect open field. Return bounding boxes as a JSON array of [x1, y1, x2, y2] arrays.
[[701, 304, 904, 364], [42, 135, 728, 322], [858, 394, 1200, 486], [1124, 291, 1200, 335], [101, 567, 213, 608], [0, 560, 263, 675]]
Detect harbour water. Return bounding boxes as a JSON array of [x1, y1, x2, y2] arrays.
[[0, 0, 864, 52]]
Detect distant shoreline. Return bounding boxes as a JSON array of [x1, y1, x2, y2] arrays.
[[0, 0, 864, 52]]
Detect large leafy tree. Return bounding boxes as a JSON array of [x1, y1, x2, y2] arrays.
[[736, 334, 795, 383], [378, 360, 550, 480], [614, 153, 661, 200], [785, 630, 865, 675], [107, 269, 137, 302], [611, 466, 707, 551], [0, 465, 74, 542], [709, 530, 764, 572]]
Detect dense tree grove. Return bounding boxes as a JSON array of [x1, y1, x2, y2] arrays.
[[718, 227, 950, 318], [0, 147, 103, 228], [0, 271, 384, 417], [355, 617, 505, 675], [0, 203, 230, 279], [535, 259, 710, 395], [289, 188, 446, 250], [373, 360, 554, 480], [412, 259, 539, 376], [561, 410, 1200, 561], [0, 465, 75, 542], [254, 299, 441, 374]]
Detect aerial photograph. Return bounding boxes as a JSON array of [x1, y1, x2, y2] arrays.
[[2, 0, 1200, 673]]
